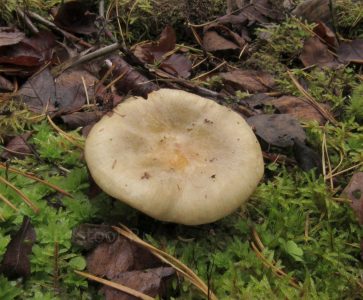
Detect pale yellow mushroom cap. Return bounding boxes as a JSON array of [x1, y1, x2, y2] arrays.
[[85, 89, 264, 225]]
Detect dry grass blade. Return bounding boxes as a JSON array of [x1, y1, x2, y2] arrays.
[[74, 270, 154, 300], [47, 116, 84, 149], [113, 225, 218, 300], [0, 175, 39, 213], [0, 163, 72, 197], [0, 192, 19, 212], [287, 71, 337, 125], [251, 228, 300, 289]]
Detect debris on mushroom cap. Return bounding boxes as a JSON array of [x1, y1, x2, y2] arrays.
[[85, 89, 264, 225]]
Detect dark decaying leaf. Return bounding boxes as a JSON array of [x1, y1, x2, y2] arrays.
[[0, 216, 36, 279], [18, 68, 57, 113], [299, 36, 336, 67], [337, 40, 363, 64], [202, 24, 246, 52], [0, 31, 56, 68], [18, 67, 97, 114], [86, 236, 160, 279], [1, 132, 33, 159], [133, 26, 192, 78], [0, 75, 14, 92], [109, 56, 158, 98], [247, 114, 306, 147], [313, 22, 338, 48], [293, 139, 322, 174], [55, 68, 97, 114], [0, 27, 25, 47], [219, 69, 274, 93], [61, 111, 103, 129], [269, 96, 328, 124], [72, 224, 118, 251], [101, 267, 175, 300], [54, 1, 98, 35], [342, 173, 363, 224], [292, 0, 331, 24]]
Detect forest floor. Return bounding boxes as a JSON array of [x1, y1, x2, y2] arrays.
[[0, 0, 362, 299]]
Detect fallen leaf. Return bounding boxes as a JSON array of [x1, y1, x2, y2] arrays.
[[342, 172, 363, 224], [337, 40, 363, 64], [86, 235, 160, 279], [247, 114, 306, 147], [313, 22, 338, 49], [109, 56, 158, 98], [299, 37, 336, 67], [101, 267, 175, 300], [269, 95, 329, 124], [61, 111, 103, 129], [0, 27, 25, 47], [0, 216, 36, 279], [133, 26, 192, 78], [292, 0, 331, 24], [219, 69, 274, 93], [55, 68, 97, 114], [18, 67, 97, 114], [0, 30, 56, 68], [17, 68, 57, 113], [0, 75, 14, 92], [293, 139, 322, 173], [1, 132, 33, 159], [54, 1, 98, 35], [202, 24, 246, 52]]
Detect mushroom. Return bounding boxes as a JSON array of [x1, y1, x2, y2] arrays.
[[85, 89, 264, 225]]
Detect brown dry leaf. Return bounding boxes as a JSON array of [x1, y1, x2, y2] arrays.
[[269, 95, 329, 124], [292, 0, 331, 24], [202, 24, 246, 52], [1, 132, 33, 159], [299, 37, 336, 67], [0, 217, 36, 279], [0, 75, 14, 92], [61, 111, 103, 129], [133, 26, 192, 78], [86, 236, 160, 280], [247, 114, 306, 147], [337, 40, 363, 64], [342, 172, 363, 224], [54, 1, 98, 35], [219, 69, 274, 93], [109, 56, 158, 98], [103, 267, 175, 300], [0, 30, 56, 68], [0, 27, 25, 47], [314, 22, 338, 48], [101, 267, 175, 300], [18, 68, 57, 113]]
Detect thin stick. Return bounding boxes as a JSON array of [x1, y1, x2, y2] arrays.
[[191, 61, 226, 81], [287, 71, 337, 125], [25, 11, 92, 48], [81, 76, 90, 106], [52, 43, 120, 76], [113, 225, 218, 300], [0, 192, 19, 212], [0, 163, 72, 197], [0, 176, 39, 213], [16, 8, 39, 34], [75, 270, 154, 300]]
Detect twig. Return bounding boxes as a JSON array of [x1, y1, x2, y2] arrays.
[[0, 192, 19, 212], [51, 43, 120, 76], [287, 70, 338, 125], [113, 225, 218, 300], [0, 176, 39, 213], [75, 270, 154, 300], [16, 8, 39, 34], [25, 11, 92, 48], [0, 163, 72, 197]]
